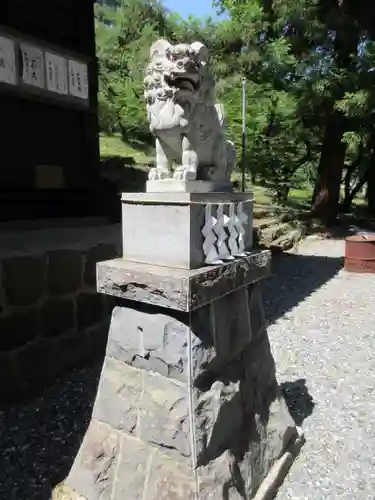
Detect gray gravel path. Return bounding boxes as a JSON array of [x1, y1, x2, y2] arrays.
[[265, 237, 375, 500], [1, 236, 374, 499]]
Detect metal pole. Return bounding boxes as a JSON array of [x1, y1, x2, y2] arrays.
[[241, 76, 246, 192]]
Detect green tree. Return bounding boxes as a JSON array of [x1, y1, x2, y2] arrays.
[[216, 0, 375, 221], [95, 0, 170, 143], [96, 0, 375, 220]]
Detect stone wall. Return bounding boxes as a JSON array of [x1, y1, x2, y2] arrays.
[[0, 223, 121, 403]]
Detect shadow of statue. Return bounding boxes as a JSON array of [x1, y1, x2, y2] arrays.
[[193, 329, 297, 499], [281, 378, 315, 426]]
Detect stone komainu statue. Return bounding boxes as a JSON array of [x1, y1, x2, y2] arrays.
[[144, 39, 236, 182]]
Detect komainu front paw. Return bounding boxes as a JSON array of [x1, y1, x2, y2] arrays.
[[148, 168, 170, 180], [173, 167, 197, 181], [148, 168, 158, 180]]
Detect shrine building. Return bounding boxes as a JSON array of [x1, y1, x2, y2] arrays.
[[0, 0, 120, 403], [0, 0, 102, 220]]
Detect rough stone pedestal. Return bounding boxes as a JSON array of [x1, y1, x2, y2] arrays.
[[61, 251, 304, 500]]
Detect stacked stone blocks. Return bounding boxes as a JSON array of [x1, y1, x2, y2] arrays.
[[64, 252, 303, 500], [0, 243, 120, 401]]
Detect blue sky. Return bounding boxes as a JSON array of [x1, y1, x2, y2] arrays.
[[162, 0, 222, 20]]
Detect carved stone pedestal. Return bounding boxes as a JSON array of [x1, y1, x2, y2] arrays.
[[121, 192, 253, 269], [60, 251, 304, 500]]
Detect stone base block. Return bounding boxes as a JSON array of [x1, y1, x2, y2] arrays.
[[97, 250, 270, 312], [121, 192, 253, 269], [63, 260, 303, 499]]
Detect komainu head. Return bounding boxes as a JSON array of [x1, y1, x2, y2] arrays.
[[144, 39, 210, 108]]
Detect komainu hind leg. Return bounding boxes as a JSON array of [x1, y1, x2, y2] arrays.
[[174, 136, 198, 181], [149, 138, 173, 180]]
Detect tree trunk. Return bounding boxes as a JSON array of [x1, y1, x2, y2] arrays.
[[119, 125, 128, 142], [276, 185, 290, 204], [367, 170, 375, 214], [343, 161, 357, 211], [342, 177, 367, 212], [342, 170, 352, 212], [311, 3, 359, 224], [367, 166, 375, 216], [311, 112, 347, 225], [341, 142, 364, 212], [364, 131, 375, 215]]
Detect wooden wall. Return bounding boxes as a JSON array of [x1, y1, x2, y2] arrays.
[[0, 0, 101, 220]]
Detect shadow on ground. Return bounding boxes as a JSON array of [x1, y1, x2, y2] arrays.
[[296, 205, 375, 239], [0, 363, 103, 500], [261, 251, 342, 427], [281, 379, 315, 426], [262, 251, 344, 324]]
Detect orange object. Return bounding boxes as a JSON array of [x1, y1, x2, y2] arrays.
[[345, 234, 375, 273]]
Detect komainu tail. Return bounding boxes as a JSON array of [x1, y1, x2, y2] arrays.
[[214, 103, 227, 128]]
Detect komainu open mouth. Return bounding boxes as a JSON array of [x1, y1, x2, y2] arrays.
[[165, 74, 199, 92]]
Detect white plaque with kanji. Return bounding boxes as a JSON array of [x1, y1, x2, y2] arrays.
[[21, 43, 45, 88], [45, 52, 68, 95], [68, 59, 88, 100], [0, 36, 17, 85]]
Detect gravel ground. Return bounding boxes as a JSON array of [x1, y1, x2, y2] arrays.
[[264, 237, 375, 500], [1, 236, 374, 499]]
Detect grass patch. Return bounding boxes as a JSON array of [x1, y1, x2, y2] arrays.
[[231, 171, 312, 209], [98, 135, 315, 216], [99, 133, 154, 164], [98, 136, 315, 214], [99, 134, 367, 209]]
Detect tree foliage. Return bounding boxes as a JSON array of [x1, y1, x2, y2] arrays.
[[95, 0, 375, 220]]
